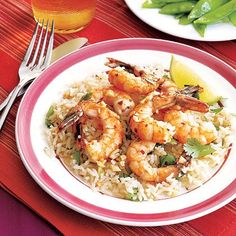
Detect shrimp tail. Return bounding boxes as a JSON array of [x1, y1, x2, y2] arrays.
[[105, 57, 135, 73], [176, 94, 209, 113], [179, 85, 203, 95], [105, 57, 148, 77], [59, 107, 83, 130]]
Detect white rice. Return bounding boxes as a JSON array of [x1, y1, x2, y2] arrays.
[[45, 67, 234, 201]]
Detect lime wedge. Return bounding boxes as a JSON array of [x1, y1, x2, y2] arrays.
[[170, 56, 221, 105]]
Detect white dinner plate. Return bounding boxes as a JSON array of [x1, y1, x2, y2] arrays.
[[124, 0, 236, 41], [16, 38, 236, 226]]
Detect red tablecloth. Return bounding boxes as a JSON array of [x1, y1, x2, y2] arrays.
[[0, 0, 236, 235]]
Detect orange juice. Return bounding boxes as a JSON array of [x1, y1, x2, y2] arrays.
[[31, 0, 96, 33]]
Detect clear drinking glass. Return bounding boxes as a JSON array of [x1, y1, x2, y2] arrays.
[[31, 0, 96, 34]]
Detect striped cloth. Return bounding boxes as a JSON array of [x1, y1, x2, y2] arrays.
[[0, 0, 235, 235]]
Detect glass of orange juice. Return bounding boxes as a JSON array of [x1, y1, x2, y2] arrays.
[[31, 0, 96, 34]]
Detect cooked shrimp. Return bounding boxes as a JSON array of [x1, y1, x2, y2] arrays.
[[60, 101, 124, 163], [156, 80, 208, 112], [158, 79, 179, 94], [105, 57, 165, 95], [157, 80, 216, 144], [129, 80, 209, 143], [129, 91, 176, 144], [126, 140, 179, 183], [153, 93, 209, 113], [91, 86, 135, 117], [164, 106, 217, 145]]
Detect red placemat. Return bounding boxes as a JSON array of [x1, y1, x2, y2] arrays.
[[0, 0, 235, 235]]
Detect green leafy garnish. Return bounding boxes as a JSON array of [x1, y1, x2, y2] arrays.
[[210, 107, 223, 114], [162, 74, 170, 79], [193, 92, 199, 100], [80, 92, 92, 101], [73, 150, 81, 164], [184, 138, 215, 158], [213, 124, 220, 131], [160, 154, 176, 166], [133, 187, 138, 194], [176, 170, 185, 180], [127, 187, 139, 201], [168, 138, 177, 145], [119, 173, 130, 179], [45, 105, 54, 128]]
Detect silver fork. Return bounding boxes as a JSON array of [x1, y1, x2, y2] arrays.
[[0, 20, 54, 130]]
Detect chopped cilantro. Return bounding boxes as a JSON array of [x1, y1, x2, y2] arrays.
[[45, 105, 54, 128], [133, 187, 138, 194], [168, 138, 177, 145], [119, 173, 130, 178], [127, 187, 139, 201], [175, 170, 186, 180], [73, 150, 81, 164], [80, 92, 92, 101], [214, 124, 220, 131], [193, 92, 199, 100], [127, 193, 136, 201], [162, 74, 170, 79], [160, 154, 176, 166], [210, 107, 223, 114], [184, 138, 215, 158]]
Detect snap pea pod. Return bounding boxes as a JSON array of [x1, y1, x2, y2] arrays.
[[229, 10, 236, 25], [159, 1, 196, 15], [193, 23, 207, 37], [221, 17, 230, 22], [175, 13, 186, 18], [188, 0, 229, 20], [142, 0, 194, 8], [154, 0, 193, 2], [195, 0, 236, 24], [179, 15, 193, 24], [142, 1, 166, 8], [188, 15, 229, 25]]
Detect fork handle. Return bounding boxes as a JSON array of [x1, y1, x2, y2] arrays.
[[0, 84, 22, 130], [0, 92, 11, 112], [0, 85, 28, 112]]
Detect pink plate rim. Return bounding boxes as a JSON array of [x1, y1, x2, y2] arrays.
[[16, 38, 236, 226]]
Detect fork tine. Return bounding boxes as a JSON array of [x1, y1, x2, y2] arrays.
[[22, 21, 39, 65], [36, 19, 49, 69], [30, 19, 45, 67], [42, 19, 54, 69], [0, 19, 54, 131]]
